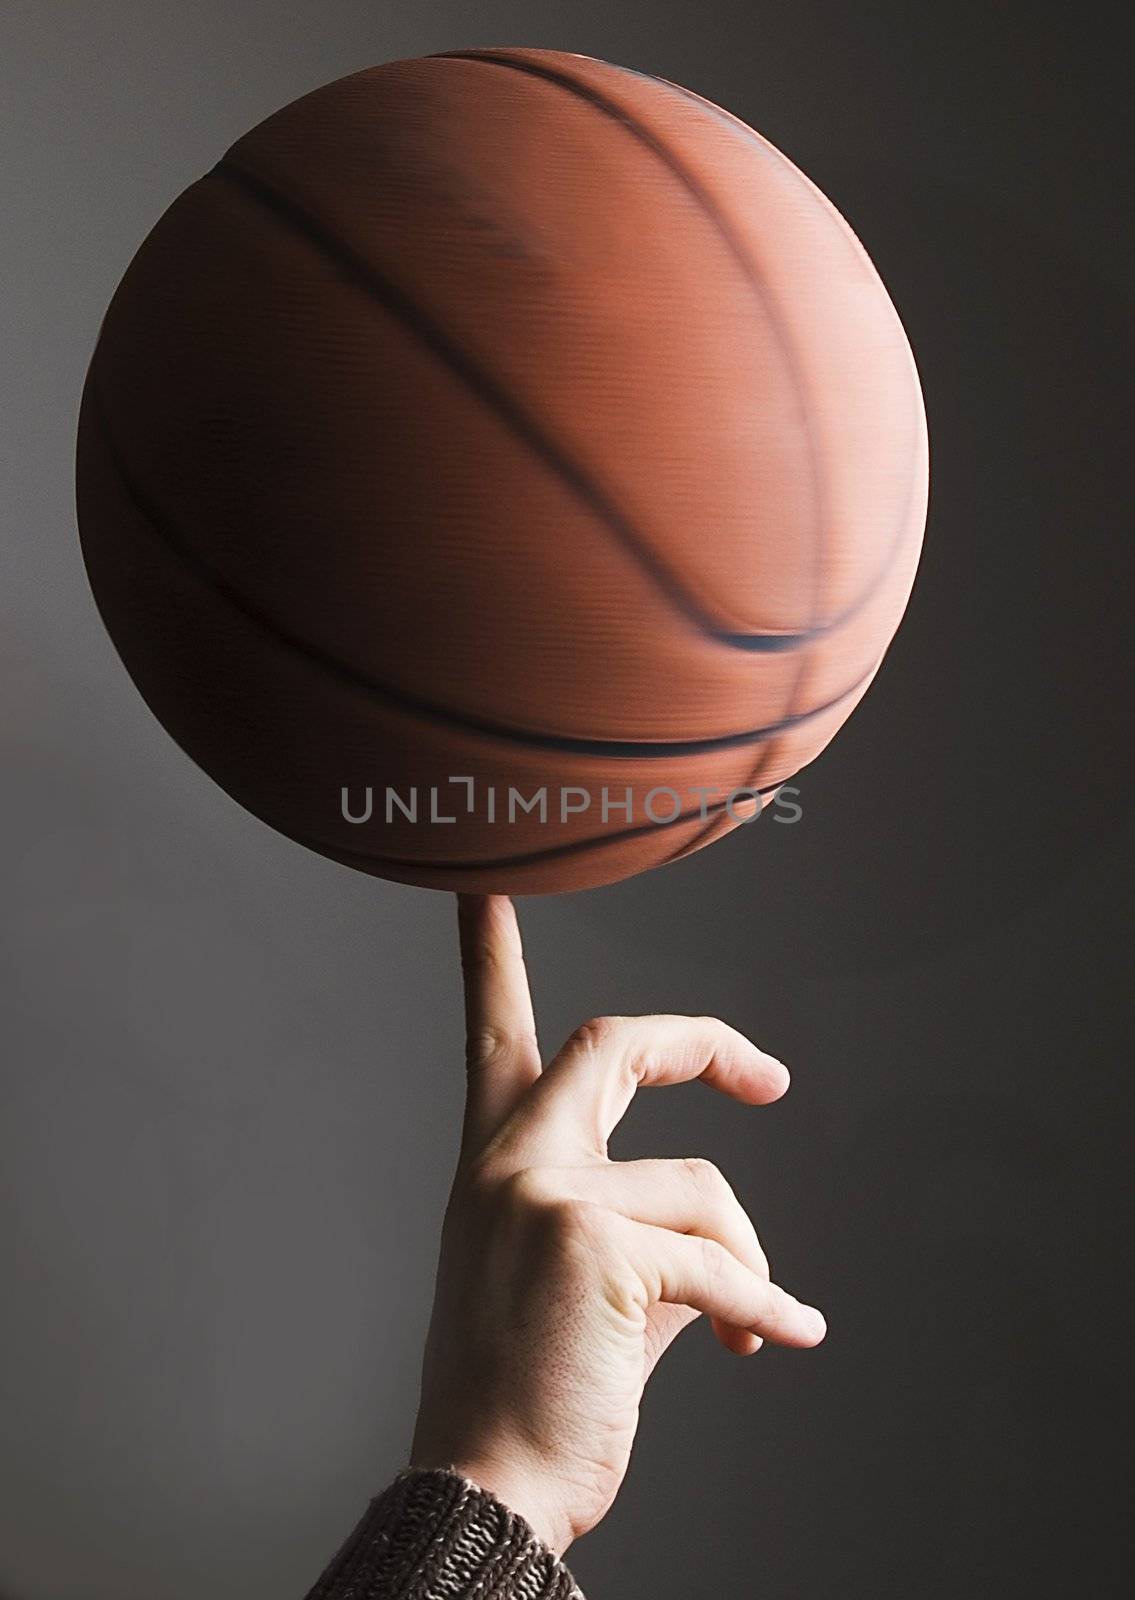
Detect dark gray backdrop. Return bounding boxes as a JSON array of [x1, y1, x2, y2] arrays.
[[2, 2, 1131, 1596]]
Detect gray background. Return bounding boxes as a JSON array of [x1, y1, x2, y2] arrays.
[[2, 2, 1132, 1596]]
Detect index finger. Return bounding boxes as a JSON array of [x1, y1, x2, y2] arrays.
[[457, 895, 542, 1151]]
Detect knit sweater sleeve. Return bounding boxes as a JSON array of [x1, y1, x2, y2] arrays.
[[302, 1468, 584, 1599]]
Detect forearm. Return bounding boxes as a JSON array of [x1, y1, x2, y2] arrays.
[[304, 1469, 582, 1600]]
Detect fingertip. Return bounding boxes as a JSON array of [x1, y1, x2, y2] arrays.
[[798, 1306, 827, 1346], [762, 1291, 827, 1348], [739, 1052, 790, 1104], [762, 1055, 791, 1099]]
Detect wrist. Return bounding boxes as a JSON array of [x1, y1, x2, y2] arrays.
[[441, 1455, 576, 1556]]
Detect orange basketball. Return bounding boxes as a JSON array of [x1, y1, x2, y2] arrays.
[[76, 49, 927, 894]]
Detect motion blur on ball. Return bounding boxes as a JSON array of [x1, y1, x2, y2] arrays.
[[76, 48, 928, 894]]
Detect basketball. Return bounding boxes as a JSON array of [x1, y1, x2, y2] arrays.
[[76, 48, 928, 894]]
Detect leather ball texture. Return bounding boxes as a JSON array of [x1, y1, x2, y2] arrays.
[[77, 48, 928, 895]]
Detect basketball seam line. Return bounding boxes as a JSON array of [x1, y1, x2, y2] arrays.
[[273, 792, 756, 875], [635, 63, 926, 642], [432, 50, 919, 646], [86, 374, 881, 759], [432, 47, 827, 590], [434, 50, 806, 861], [584, 60, 922, 857], [208, 156, 804, 653], [207, 154, 899, 655], [570, 57, 836, 857]]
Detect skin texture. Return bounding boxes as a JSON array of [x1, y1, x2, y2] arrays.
[[410, 894, 826, 1555]]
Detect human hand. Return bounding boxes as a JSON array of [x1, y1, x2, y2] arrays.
[[410, 894, 826, 1555]]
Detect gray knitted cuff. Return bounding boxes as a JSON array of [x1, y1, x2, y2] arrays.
[[304, 1468, 583, 1599]]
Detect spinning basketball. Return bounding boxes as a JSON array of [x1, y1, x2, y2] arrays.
[[77, 48, 927, 893]]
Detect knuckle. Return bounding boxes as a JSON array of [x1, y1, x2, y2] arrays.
[[697, 1235, 730, 1282], [681, 1155, 727, 1197], [569, 1015, 618, 1054], [465, 1023, 509, 1065], [466, 1023, 537, 1067], [679, 1159, 765, 1266], [760, 1287, 787, 1333]]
